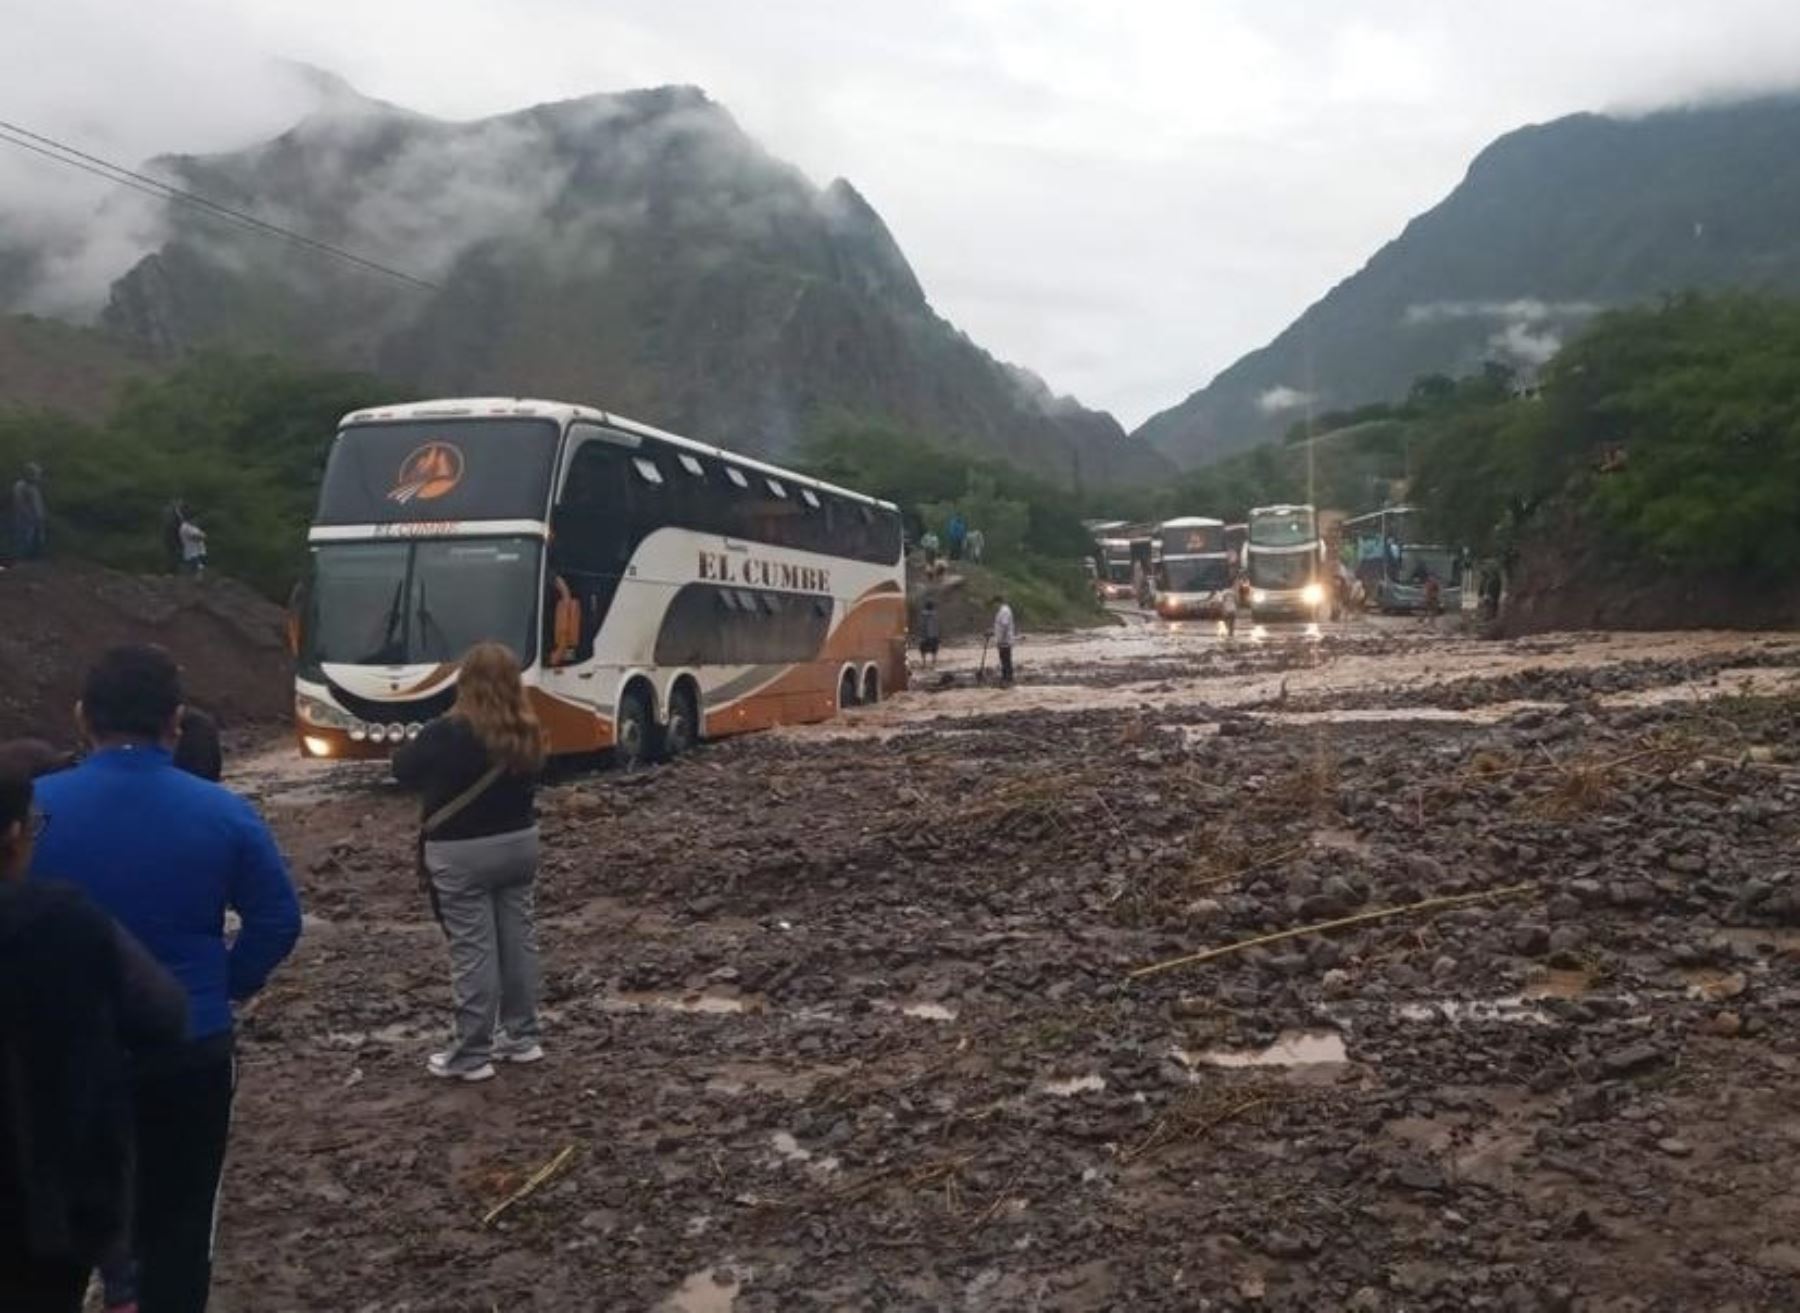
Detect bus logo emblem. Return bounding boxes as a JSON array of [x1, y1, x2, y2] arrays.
[[389, 442, 464, 504]]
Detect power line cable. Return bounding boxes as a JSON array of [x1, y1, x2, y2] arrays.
[[0, 118, 441, 291]]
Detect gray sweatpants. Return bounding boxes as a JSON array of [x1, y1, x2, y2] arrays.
[[425, 826, 542, 1068]]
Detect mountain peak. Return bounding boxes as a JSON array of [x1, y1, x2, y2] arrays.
[[1136, 94, 1800, 468]]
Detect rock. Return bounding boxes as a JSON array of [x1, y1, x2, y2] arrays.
[[1430, 955, 1458, 982], [1665, 851, 1706, 874], [1391, 1159, 1446, 1193], [1609, 881, 1657, 908], [1568, 878, 1606, 904], [1709, 1011, 1743, 1038], [1546, 925, 1587, 956], [1599, 1043, 1665, 1078], [1512, 924, 1551, 957], [1656, 1137, 1693, 1157], [1347, 1288, 1384, 1312], [1546, 893, 1582, 922]]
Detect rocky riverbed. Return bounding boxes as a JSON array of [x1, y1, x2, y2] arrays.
[[214, 626, 1800, 1311]]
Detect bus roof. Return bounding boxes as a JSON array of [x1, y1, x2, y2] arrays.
[[1248, 504, 1314, 516], [1158, 516, 1224, 529], [337, 397, 899, 513], [1342, 505, 1417, 530]]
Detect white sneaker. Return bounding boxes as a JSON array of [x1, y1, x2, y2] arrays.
[[496, 1040, 545, 1065], [427, 1052, 496, 1082]]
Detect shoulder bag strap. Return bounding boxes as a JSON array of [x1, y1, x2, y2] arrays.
[[422, 763, 506, 837]]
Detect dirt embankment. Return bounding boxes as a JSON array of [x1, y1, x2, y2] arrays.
[[1502, 508, 1800, 636], [0, 561, 291, 745]]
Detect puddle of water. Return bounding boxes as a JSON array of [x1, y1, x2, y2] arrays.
[[1394, 997, 1551, 1026], [1041, 1074, 1107, 1097], [1523, 967, 1593, 1000], [1679, 967, 1748, 1002], [1182, 1028, 1348, 1069], [901, 1001, 958, 1021], [600, 989, 760, 1016], [1714, 927, 1800, 956], [1310, 827, 1372, 857], [660, 1267, 740, 1313]]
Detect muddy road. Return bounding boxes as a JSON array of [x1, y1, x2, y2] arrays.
[[212, 622, 1800, 1311]]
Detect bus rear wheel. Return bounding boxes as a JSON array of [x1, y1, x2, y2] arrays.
[[861, 666, 880, 705], [838, 669, 860, 710], [662, 684, 699, 759], [614, 687, 652, 771]]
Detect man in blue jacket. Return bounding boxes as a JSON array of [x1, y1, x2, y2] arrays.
[[32, 645, 302, 1313]]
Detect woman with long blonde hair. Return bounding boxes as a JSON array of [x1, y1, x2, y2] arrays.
[[393, 642, 549, 1081]]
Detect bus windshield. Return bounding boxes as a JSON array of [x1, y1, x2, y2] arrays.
[[1248, 551, 1315, 590], [1249, 510, 1316, 548], [1400, 547, 1460, 584], [304, 537, 541, 668], [1164, 556, 1233, 592], [1162, 524, 1224, 556], [1105, 559, 1133, 584]]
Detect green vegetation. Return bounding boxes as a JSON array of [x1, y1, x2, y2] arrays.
[[1412, 294, 1800, 573], [0, 353, 388, 597], [800, 418, 1105, 625]]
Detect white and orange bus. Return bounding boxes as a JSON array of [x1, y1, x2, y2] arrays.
[[292, 398, 907, 765]]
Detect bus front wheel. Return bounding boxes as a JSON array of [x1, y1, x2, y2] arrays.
[[615, 687, 652, 770]]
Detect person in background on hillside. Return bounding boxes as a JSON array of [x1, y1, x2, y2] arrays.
[[392, 643, 547, 1083], [916, 598, 941, 670], [177, 512, 208, 578], [0, 747, 189, 1313], [992, 594, 1016, 686], [946, 512, 967, 562], [30, 645, 301, 1313], [11, 462, 47, 562], [966, 526, 985, 565], [919, 527, 940, 571]]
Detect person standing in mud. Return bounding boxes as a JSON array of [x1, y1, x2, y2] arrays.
[[0, 748, 190, 1313], [392, 642, 547, 1083], [992, 594, 1016, 686], [29, 645, 301, 1313], [917, 598, 941, 671], [11, 462, 47, 562]]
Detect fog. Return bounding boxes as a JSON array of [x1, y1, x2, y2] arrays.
[[7, 0, 1800, 424]]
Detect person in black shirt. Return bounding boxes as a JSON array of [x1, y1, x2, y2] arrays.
[[392, 643, 547, 1082], [0, 747, 187, 1313]]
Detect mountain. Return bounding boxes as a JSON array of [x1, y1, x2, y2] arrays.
[[1137, 95, 1800, 467], [41, 81, 1164, 484]]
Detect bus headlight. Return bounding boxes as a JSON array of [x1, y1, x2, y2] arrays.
[[296, 694, 355, 730], [1252, 590, 1268, 605], [1301, 582, 1325, 607], [348, 723, 369, 742], [301, 735, 336, 758]]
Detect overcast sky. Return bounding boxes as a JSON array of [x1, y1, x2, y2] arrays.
[[8, 0, 1800, 426]]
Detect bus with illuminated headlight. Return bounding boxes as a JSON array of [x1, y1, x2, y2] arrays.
[[291, 398, 907, 767], [1151, 517, 1236, 621], [1243, 504, 1332, 622]]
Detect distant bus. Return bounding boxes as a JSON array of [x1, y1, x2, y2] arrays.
[[1343, 506, 1462, 612], [1244, 504, 1330, 621], [1151, 517, 1235, 620], [293, 398, 907, 765], [1095, 536, 1136, 601]]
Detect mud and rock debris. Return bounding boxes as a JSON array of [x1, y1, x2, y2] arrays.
[[205, 632, 1800, 1311]]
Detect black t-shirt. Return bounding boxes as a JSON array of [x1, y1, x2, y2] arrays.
[[0, 881, 187, 1262], [390, 716, 538, 841]]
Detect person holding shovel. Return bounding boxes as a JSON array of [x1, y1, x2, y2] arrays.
[[992, 594, 1016, 687]]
